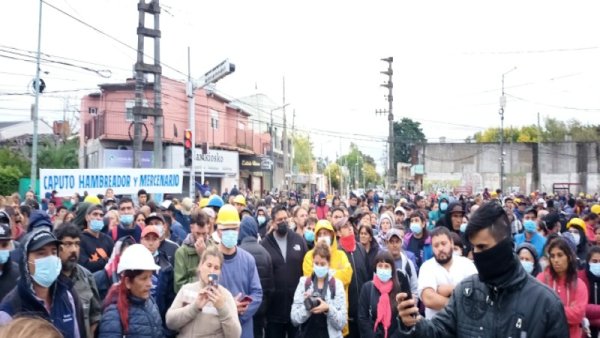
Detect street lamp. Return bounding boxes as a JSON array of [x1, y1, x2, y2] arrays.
[[499, 67, 516, 195], [270, 103, 290, 192]]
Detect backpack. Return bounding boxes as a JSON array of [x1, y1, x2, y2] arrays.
[[304, 275, 336, 299]]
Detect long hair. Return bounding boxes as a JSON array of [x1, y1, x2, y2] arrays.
[[373, 251, 401, 308], [547, 238, 578, 288], [103, 269, 146, 334]]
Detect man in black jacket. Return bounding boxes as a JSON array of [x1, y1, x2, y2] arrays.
[[239, 215, 274, 338], [261, 205, 307, 338], [397, 202, 569, 338], [0, 213, 18, 301], [334, 215, 369, 338]]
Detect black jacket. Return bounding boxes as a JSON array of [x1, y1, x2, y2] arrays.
[[340, 241, 370, 320], [399, 256, 569, 338], [0, 259, 19, 302], [260, 229, 307, 323], [365, 237, 381, 277], [240, 236, 274, 318], [158, 239, 179, 267], [79, 231, 114, 273], [358, 281, 400, 338]]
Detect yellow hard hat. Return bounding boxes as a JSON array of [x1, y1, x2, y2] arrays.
[[233, 195, 246, 206], [216, 204, 240, 229], [84, 195, 101, 205], [199, 198, 209, 208], [566, 217, 586, 233], [591, 204, 600, 215]]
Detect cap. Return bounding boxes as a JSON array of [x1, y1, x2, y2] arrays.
[[141, 225, 160, 238], [84, 195, 101, 205], [145, 212, 165, 225], [448, 204, 465, 215], [0, 210, 10, 225], [0, 223, 11, 240], [394, 207, 406, 215], [591, 204, 600, 215], [537, 198, 546, 204], [181, 197, 194, 215], [26, 230, 61, 252], [386, 228, 403, 241], [202, 207, 216, 219]]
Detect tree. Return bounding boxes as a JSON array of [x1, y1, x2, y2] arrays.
[[472, 118, 600, 143], [38, 138, 79, 170], [393, 118, 426, 163], [0, 166, 21, 196], [292, 135, 314, 174], [362, 162, 380, 187], [323, 163, 341, 190], [337, 143, 378, 188]]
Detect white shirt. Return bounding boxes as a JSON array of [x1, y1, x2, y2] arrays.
[[417, 255, 478, 319]]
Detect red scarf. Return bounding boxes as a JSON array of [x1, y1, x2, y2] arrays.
[[373, 275, 393, 338], [339, 234, 356, 252]]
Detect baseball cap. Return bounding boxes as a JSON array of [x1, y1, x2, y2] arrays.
[[26, 230, 61, 252], [145, 212, 165, 225], [0, 223, 11, 240], [141, 225, 160, 238], [386, 228, 404, 241]]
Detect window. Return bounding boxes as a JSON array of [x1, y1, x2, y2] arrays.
[[125, 99, 149, 121], [210, 109, 219, 129]]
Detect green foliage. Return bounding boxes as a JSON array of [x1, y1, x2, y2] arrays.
[[473, 117, 600, 143], [0, 148, 30, 177], [324, 163, 341, 190], [38, 138, 79, 170], [362, 162, 380, 187], [393, 118, 426, 163], [0, 166, 21, 196], [337, 143, 379, 188], [292, 135, 314, 174]]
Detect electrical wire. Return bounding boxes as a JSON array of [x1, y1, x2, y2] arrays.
[[505, 93, 600, 112]]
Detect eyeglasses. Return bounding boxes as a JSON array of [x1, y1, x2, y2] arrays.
[[61, 242, 81, 249]]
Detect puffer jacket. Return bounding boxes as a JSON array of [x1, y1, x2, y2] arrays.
[[399, 255, 569, 338], [302, 221, 352, 336], [99, 293, 163, 338]]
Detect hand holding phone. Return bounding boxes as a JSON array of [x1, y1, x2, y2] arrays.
[[207, 273, 219, 287]]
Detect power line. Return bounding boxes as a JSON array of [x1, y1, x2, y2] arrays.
[[505, 93, 600, 112]]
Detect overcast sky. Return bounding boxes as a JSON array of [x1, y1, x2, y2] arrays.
[[2, 0, 600, 172]]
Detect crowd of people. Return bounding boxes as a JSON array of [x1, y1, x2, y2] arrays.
[[0, 186, 598, 337]]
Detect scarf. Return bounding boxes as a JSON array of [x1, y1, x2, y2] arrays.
[[339, 234, 356, 252], [373, 275, 393, 338]]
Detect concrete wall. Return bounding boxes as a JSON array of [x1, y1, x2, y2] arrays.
[[419, 142, 600, 194]]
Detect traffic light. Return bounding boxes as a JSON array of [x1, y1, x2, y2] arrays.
[[184, 129, 193, 167]]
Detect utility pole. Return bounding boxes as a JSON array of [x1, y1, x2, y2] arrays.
[[187, 48, 195, 198], [499, 67, 516, 194], [269, 103, 289, 193], [282, 77, 288, 191], [133, 0, 162, 168], [31, 0, 43, 193], [376, 57, 395, 190]]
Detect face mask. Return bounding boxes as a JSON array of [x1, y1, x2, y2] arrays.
[[523, 220, 537, 233], [313, 264, 329, 278], [304, 230, 315, 242], [376, 268, 392, 282], [90, 219, 104, 232], [473, 238, 516, 285], [257, 216, 266, 225], [120, 214, 134, 226], [589, 263, 600, 277], [571, 233, 581, 246], [520, 260, 534, 274], [410, 223, 422, 235], [460, 223, 468, 233], [318, 236, 331, 247], [0, 250, 9, 264], [155, 225, 165, 238], [440, 202, 448, 211], [276, 222, 288, 236], [30, 255, 62, 288], [221, 230, 238, 249]]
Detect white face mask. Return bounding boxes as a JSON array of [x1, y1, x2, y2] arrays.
[[571, 233, 581, 246], [318, 236, 331, 246]]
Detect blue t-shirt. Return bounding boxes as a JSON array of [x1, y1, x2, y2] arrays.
[[514, 232, 546, 258]]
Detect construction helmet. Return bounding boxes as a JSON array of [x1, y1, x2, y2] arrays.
[[216, 204, 240, 229], [117, 244, 160, 273], [233, 195, 246, 206], [207, 195, 224, 209], [566, 217, 586, 233], [199, 198, 209, 208], [591, 204, 600, 215]]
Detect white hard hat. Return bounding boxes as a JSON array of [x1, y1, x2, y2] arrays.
[[117, 244, 160, 274]]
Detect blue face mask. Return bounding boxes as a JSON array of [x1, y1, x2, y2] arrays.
[[90, 219, 104, 232], [304, 230, 315, 243], [523, 220, 537, 233], [257, 216, 266, 225], [376, 268, 392, 282], [221, 230, 238, 249], [520, 260, 534, 274], [410, 223, 422, 235], [120, 214, 134, 226], [0, 250, 9, 264], [30, 255, 62, 288], [460, 223, 468, 233], [313, 264, 329, 278], [590, 263, 600, 277], [440, 202, 448, 211]]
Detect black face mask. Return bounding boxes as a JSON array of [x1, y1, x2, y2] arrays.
[[276, 222, 288, 236], [473, 238, 517, 285]]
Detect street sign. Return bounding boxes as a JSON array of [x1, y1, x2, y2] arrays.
[[201, 59, 235, 86]]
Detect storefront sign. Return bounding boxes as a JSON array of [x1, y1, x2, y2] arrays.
[[240, 155, 272, 172], [194, 149, 238, 175]]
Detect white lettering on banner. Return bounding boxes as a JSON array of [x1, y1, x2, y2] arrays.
[[40, 168, 184, 197]]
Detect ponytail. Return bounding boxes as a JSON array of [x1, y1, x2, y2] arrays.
[[103, 270, 146, 335]]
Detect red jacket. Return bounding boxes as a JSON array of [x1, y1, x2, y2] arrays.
[[316, 205, 329, 220], [537, 270, 588, 338], [578, 269, 600, 328]]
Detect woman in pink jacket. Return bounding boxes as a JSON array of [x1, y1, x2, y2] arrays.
[[578, 245, 600, 337], [537, 237, 588, 338]]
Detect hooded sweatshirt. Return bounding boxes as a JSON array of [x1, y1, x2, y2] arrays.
[[302, 221, 353, 336]]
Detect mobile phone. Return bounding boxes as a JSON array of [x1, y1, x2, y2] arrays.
[[397, 269, 412, 300], [207, 273, 219, 287], [240, 295, 253, 303]]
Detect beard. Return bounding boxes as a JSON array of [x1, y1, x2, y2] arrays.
[[63, 256, 78, 272], [435, 248, 453, 265]]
